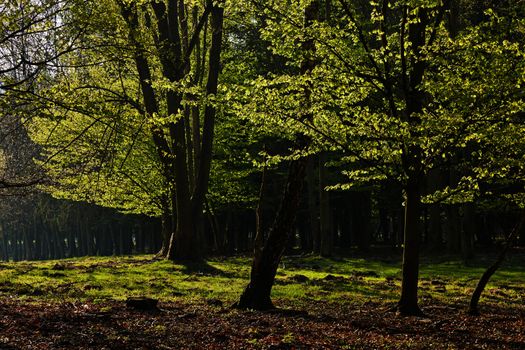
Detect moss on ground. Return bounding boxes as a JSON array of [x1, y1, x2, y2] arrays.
[[0, 253, 522, 310]]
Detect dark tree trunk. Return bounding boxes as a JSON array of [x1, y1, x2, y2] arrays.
[[445, 205, 461, 253], [398, 177, 423, 316], [235, 0, 318, 310], [395, 1, 444, 315], [461, 204, 475, 262], [339, 194, 353, 248], [68, 225, 77, 257], [468, 215, 524, 315], [0, 223, 8, 261], [158, 207, 172, 257], [427, 205, 442, 250], [121, 2, 220, 261], [352, 191, 372, 252], [235, 158, 309, 310], [426, 168, 443, 251], [306, 156, 320, 253], [254, 165, 267, 254], [121, 222, 133, 255], [319, 154, 333, 257], [168, 3, 223, 261], [136, 223, 145, 254], [24, 227, 32, 261], [518, 221, 525, 246]]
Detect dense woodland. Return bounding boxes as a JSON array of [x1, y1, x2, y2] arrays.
[[1, 0, 525, 333]]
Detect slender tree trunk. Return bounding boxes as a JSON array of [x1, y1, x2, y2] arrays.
[[235, 0, 318, 310], [24, 227, 32, 260], [518, 221, 525, 246], [319, 154, 333, 257], [0, 224, 8, 261], [398, 177, 424, 316], [445, 205, 461, 253], [396, 2, 437, 316], [307, 156, 320, 253], [461, 204, 475, 262], [468, 214, 524, 315], [426, 168, 443, 251], [157, 204, 173, 257], [353, 191, 372, 252], [254, 165, 267, 254]]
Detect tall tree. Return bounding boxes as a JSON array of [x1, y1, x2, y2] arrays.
[[120, 0, 225, 260], [24, 0, 227, 261], [236, 0, 320, 310], [235, 0, 525, 315]]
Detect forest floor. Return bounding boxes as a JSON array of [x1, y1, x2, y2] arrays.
[[0, 250, 523, 349]]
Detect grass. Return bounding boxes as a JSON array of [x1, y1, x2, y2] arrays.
[[0, 251, 523, 310]]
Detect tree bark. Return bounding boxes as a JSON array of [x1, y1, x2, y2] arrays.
[[461, 203, 475, 262], [307, 155, 320, 253], [468, 214, 524, 315], [169, 3, 224, 261], [353, 191, 372, 252], [235, 0, 319, 310], [235, 157, 309, 310], [398, 177, 423, 316], [122, 1, 220, 261], [426, 168, 443, 251], [319, 154, 333, 257]]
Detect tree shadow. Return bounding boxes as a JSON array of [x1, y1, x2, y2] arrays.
[[180, 260, 236, 278]]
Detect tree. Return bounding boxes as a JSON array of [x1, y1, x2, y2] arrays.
[[23, 0, 227, 261], [121, 0, 225, 260], [0, 0, 76, 189], [234, 0, 525, 315], [235, 0, 321, 310]]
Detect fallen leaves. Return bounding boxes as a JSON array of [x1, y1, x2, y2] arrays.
[[0, 297, 523, 349]]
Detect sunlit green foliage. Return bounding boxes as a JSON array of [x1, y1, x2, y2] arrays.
[[230, 1, 525, 204]]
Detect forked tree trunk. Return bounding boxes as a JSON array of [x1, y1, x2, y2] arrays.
[[122, 1, 220, 262], [168, 3, 224, 261]]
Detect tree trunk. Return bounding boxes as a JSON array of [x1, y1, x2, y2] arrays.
[[235, 157, 309, 310], [426, 168, 443, 251], [235, 0, 318, 310], [157, 205, 173, 257], [168, 3, 224, 261], [254, 165, 267, 254], [468, 214, 524, 315], [319, 154, 333, 257], [306, 155, 320, 253], [445, 205, 461, 253], [398, 177, 423, 316], [461, 203, 475, 262], [353, 191, 372, 252], [518, 221, 525, 246]]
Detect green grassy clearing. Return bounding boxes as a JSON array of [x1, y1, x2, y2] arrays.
[[0, 253, 522, 310]]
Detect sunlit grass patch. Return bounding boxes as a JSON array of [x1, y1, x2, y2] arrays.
[[0, 253, 522, 311]]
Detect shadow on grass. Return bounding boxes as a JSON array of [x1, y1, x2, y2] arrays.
[[180, 260, 237, 278]]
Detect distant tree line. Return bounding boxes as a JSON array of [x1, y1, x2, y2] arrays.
[[0, 195, 161, 261]]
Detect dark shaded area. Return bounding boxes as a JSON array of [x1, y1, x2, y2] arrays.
[[0, 298, 523, 349]]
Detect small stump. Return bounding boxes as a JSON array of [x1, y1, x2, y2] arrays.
[[126, 297, 159, 311]]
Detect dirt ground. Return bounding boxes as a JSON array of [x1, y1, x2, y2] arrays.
[[0, 297, 523, 349]]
